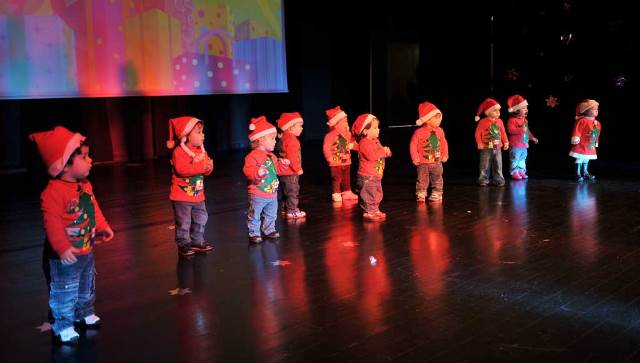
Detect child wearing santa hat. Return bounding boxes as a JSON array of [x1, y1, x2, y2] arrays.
[[276, 112, 306, 219], [570, 99, 601, 182], [322, 106, 359, 202], [167, 116, 214, 257], [30, 126, 114, 344], [506, 95, 538, 180], [475, 98, 509, 186], [352, 113, 392, 221], [410, 101, 449, 202], [243, 116, 291, 243]]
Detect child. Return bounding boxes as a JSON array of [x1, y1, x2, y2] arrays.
[[322, 106, 359, 202], [570, 99, 601, 182], [506, 95, 538, 180], [167, 116, 214, 257], [276, 112, 306, 219], [352, 113, 392, 221], [243, 116, 291, 243], [30, 126, 114, 344], [410, 101, 449, 202], [475, 98, 509, 186]]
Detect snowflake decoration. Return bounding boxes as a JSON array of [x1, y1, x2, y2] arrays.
[[545, 96, 559, 108]]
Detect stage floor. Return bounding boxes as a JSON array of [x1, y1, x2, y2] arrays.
[[1, 151, 640, 362]]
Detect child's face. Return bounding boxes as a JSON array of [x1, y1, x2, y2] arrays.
[[259, 133, 277, 151], [336, 118, 349, 133], [289, 122, 304, 137], [64, 147, 92, 180], [586, 105, 599, 117], [486, 108, 501, 119], [426, 113, 442, 128], [365, 118, 380, 139], [517, 106, 528, 117], [187, 124, 205, 147]]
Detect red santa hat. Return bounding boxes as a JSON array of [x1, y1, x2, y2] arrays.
[[248, 116, 277, 141], [326, 106, 347, 127], [507, 95, 528, 113], [475, 98, 501, 122], [416, 101, 442, 126], [277, 112, 303, 131], [351, 113, 376, 136], [575, 99, 599, 119], [29, 126, 86, 177], [166, 116, 202, 149]]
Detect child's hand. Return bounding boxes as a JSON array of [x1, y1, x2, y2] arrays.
[[297, 169, 304, 175], [532, 137, 539, 144], [413, 159, 420, 166], [477, 144, 484, 150], [205, 159, 214, 171], [101, 227, 115, 242], [595, 143, 598, 148], [279, 158, 291, 165], [503, 143, 509, 150], [60, 247, 81, 265], [347, 142, 354, 150], [384, 146, 391, 156], [442, 156, 449, 162]]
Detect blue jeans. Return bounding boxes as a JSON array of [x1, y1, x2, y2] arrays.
[[509, 147, 528, 174], [479, 149, 505, 185], [247, 195, 278, 237], [49, 253, 96, 334], [172, 201, 208, 247], [416, 163, 444, 196], [357, 174, 383, 213]]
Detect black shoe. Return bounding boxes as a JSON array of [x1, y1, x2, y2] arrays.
[[191, 243, 213, 253], [264, 231, 280, 239], [249, 236, 263, 244], [178, 246, 195, 257]]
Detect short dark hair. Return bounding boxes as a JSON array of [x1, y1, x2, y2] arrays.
[[55, 141, 88, 178]]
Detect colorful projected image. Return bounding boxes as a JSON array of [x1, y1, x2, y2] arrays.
[[0, 0, 287, 98]]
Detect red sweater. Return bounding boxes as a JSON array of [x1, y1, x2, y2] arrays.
[[507, 117, 536, 149], [170, 145, 213, 202], [41, 179, 110, 258], [323, 129, 358, 166], [358, 138, 391, 177], [409, 125, 449, 164], [570, 117, 601, 159], [278, 131, 302, 175], [475, 117, 508, 149], [243, 149, 289, 198]]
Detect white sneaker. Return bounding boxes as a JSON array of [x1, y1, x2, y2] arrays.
[[58, 327, 80, 343], [83, 314, 101, 326], [332, 193, 342, 202]]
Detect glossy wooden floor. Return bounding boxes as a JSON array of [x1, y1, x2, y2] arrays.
[[2, 148, 640, 362]]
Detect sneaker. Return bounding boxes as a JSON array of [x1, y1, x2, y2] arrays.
[[584, 173, 596, 181], [416, 195, 426, 203], [363, 211, 386, 221], [55, 327, 80, 344], [428, 193, 443, 202], [75, 314, 101, 329], [341, 190, 359, 200], [332, 193, 343, 202], [264, 231, 280, 239], [375, 211, 387, 220], [479, 181, 489, 187], [520, 170, 528, 179], [178, 246, 195, 257], [249, 236, 263, 244], [577, 175, 584, 182], [191, 243, 213, 253], [494, 180, 505, 187], [511, 171, 522, 180], [286, 210, 307, 219]]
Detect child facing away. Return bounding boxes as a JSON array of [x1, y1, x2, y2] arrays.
[[243, 116, 291, 243], [322, 106, 359, 202], [474, 98, 509, 186], [30, 126, 115, 344], [352, 113, 392, 221], [276, 112, 306, 219], [409, 101, 449, 203], [506, 95, 538, 180], [167, 116, 214, 257], [570, 99, 601, 182]]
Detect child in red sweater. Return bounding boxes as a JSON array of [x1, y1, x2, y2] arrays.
[[243, 116, 291, 243], [322, 106, 359, 202], [277, 112, 306, 219], [474, 98, 509, 186], [570, 99, 601, 182], [506, 95, 538, 180], [167, 117, 214, 257], [30, 126, 114, 344], [352, 114, 392, 221], [410, 101, 449, 202]]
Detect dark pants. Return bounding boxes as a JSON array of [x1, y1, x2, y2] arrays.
[[280, 175, 300, 212], [330, 165, 351, 193], [357, 174, 383, 213], [172, 201, 208, 247], [416, 162, 444, 196], [48, 254, 96, 334], [479, 149, 505, 185]]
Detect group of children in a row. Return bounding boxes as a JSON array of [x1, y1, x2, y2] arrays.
[[28, 95, 601, 343]]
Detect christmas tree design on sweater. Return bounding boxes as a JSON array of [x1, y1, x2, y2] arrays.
[[589, 125, 599, 149], [375, 158, 385, 175], [179, 175, 204, 197], [332, 134, 350, 163], [64, 190, 96, 252], [522, 122, 529, 144], [257, 158, 279, 193], [423, 131, 441, 162]]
